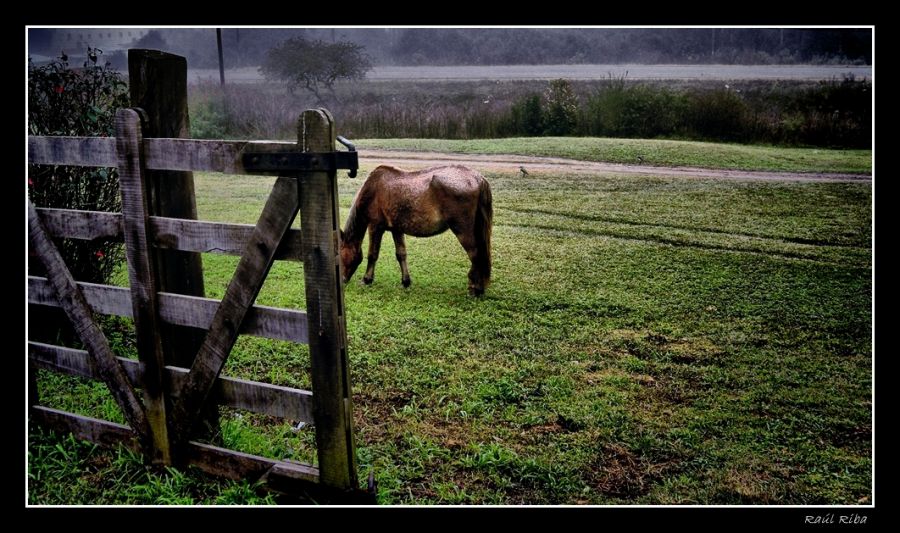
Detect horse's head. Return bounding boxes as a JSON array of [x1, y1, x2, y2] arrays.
[[339, 229, 363, 284]]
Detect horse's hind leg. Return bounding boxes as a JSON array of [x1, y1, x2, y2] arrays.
[[452, 227, 486, 297], [392, 231, 412, 288], [362, 226, 384, 285]]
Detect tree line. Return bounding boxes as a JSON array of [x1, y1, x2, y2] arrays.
[[31, 28, 871, 69]]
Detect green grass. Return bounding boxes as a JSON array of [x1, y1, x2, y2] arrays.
[[357, 137, 872, 174], [29, 159, 871, 505]]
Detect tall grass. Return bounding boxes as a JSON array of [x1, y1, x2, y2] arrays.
[[188, 76, 871, 148]]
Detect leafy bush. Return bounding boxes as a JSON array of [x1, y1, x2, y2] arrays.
[[28, 49, 129, 283], [505, 94, 543, 136], [186, 77, 870, 148], [583, 77, 683, 138], [542, 79, 578, 135], [683, 87, 750, 142]]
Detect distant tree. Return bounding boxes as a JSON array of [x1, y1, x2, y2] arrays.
[[543, 79, 579, 135], [508, 94, 544, 136], [260, 37, 372, 103], [133, 30, 168, 50]]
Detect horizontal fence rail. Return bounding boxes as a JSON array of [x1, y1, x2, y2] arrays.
[[33, 208, 304, 261], [29, 136, 301, 175], [31, 406, 319, 485], [28, 276, 309, 344], [29, 342, 314, 422]]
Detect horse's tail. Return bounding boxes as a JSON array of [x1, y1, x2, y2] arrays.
[[474, 177, 493, 288]]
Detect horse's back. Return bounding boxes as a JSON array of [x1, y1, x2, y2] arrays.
[[368, 164, 484, 197], [361, 164, 486, 237], [427, 165, 485, 196]]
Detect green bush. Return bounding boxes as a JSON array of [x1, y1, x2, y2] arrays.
[[684, 88, 750, 142], [583, 79, 683, 138], [185, 78, 870, 148], [504, 94, 543, 136], [28, 49, 128, 283], [542, 79, 578, 135]]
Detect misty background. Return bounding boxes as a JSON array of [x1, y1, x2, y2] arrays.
[[27, 28, 873, 148], [28, 28, 872, 69]]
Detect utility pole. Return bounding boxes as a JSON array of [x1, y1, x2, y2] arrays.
[[216, 28, 225, 85]]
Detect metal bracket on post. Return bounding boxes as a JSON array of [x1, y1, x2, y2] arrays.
[[242, 137, 358, 177], [336, 136, 358, 178]]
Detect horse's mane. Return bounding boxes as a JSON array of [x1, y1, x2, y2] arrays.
[[342, 190, 367, 242]]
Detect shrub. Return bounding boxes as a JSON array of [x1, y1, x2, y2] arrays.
[[583, 79, 683, 138], [542, 79, 578, 135], [28, 49, 128, 283], [684, 87, 750, 142], [504, 94, 543, 136]]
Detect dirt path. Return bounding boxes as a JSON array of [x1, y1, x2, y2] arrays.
[[358, 149, 871, 183]]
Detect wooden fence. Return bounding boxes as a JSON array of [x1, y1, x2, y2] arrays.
[[27, 105, 368, 502]]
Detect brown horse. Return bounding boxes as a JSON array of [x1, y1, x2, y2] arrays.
[[339, 164, 493, 296]]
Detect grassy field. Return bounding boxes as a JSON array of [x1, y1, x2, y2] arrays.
[[28, 159, 872, 505], [359, 137, 873, 174]]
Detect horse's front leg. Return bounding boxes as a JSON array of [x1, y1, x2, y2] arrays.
[[392, 231, 412, 288], [363, 226, 384, 285]]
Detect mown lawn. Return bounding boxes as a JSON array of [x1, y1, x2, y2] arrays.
[[28, 162, 872, 505]]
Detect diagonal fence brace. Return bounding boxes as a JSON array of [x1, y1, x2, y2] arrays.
[[28, 200, 152, 449]]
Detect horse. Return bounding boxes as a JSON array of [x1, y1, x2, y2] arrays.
[[339, 164, 493, 296]]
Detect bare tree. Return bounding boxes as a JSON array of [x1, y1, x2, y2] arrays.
[[260, 37, 371, 104]]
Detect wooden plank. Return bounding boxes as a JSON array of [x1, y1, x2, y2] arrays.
[[129, 49, 208, 377], [171, 176, 301, 444], [29, 342, 314, 422], [116, 108, 172, 464], [28, 201, 150, 447], [26, 135, 298, 175], [28, 136, 117, 167], [299, 109, 358, 490], [31, 406, 140, 450], [185, 441, 318, 483], [150, 217, 304, 261], [30, 211, 303, 260], [30, 406, 320, 487], [28, 277, 309, 344], [29, 342, 117, 381], [157, 292, 309, 344], [143, 138, 294, 174], [29, 276, 131, 316], [34, 208, 123, 241]]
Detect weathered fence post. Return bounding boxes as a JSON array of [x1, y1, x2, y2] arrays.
[[128, 49, 207, 369], [116, 108, 172, 464], [128, 49, 218, 437], [299, 109, 359, 490]]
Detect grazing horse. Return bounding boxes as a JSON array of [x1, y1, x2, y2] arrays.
[[339, 164, 493, 296]]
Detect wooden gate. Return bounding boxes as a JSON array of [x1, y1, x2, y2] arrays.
[[27, 106, 369, 502]]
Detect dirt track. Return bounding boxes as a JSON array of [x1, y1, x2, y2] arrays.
[[358, 149, 872, 183]]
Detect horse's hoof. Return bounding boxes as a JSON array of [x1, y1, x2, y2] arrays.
[[362, 277, 373, 285], [402, 278, 411, 288], [468, 287, 485, 297]]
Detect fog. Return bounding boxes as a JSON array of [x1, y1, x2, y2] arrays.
[[28, 27, 872, 71]]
